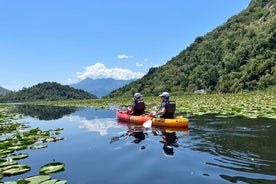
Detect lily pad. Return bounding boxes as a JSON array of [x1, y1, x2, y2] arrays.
[[24, 175, 51, 183], [56, 181, 67, 184], [40, 179, 58, 184], [2, 164, 30, 176], [10, 153, 28, 160], [2, 181, 17, 184], [0, 159, 18, 167], [9, 145, 28, 151], [30, 144, 48, 150], [39, 162, 65, 174], [0, 149, 15, 155], [44, 137, 57, 142]]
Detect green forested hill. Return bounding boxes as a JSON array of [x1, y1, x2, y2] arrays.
[[0, 82, 97, 102], [106, 0, 276, 98]]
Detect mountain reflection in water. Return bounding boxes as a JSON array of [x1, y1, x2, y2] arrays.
[[13, 104, 77, 120]]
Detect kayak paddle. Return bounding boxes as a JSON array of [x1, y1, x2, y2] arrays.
[[143, 117, 153, 128]]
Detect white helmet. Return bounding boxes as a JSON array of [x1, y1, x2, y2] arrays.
[[159, 92, 169, 97], [134, 93, 142, 98]]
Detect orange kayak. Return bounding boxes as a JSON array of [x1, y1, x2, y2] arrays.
[[116, 110, 189, 128]]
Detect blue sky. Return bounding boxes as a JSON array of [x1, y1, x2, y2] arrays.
[[0, 0, 250, 91]]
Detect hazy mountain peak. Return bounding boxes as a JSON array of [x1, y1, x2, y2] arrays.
[[70, 78, 133, 98], [0, 86, 12, 95]]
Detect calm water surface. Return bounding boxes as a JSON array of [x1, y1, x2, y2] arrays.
[[3, 105, 276, 184]]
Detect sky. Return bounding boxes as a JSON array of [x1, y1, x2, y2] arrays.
[[0, 0, 251, 91]]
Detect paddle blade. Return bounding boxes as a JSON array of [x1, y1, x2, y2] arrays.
[[143, 119, 152, 128]]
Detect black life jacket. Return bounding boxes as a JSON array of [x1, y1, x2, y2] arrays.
[[132, 99, 145, 115], [164, 100, 176, 119]]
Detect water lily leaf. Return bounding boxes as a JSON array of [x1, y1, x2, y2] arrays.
[[9, 145, 27, 151], [56, 137, 64, 141], [44, 137, 56, 142], [51, 128, 64, 132], [24, 175, 51, 183], [30, 144, 47, 150], [56, 181, 67, 184], [10, 153, 28, 160], [39, 162, 65, 174], [40, 179, 58, 184], [0, 159, 18, 167], [2, 164, 30, 176], [0, 149, 14, 155], [2, 181, 17, 184]]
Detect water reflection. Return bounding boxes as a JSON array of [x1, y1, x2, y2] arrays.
[[127, 128, 148, 144], [78, 118, 117, 135], [112, 121, 190, 155], [155, 127, 189, 156], [110, 121, 148, 149], [69, 108, 117, 135], [6, 106, 275, 183], [160, 131, 179, 156], [188, 114, 276, 183], [14, 104, 77, 120]]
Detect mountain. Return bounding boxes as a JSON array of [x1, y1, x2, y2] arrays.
[[105, 0, 276, 98], [70, 78, 133, 98], [0, 82, 97, 103], [0, 86, 11, 95]]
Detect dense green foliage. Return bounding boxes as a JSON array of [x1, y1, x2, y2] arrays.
[[0, 82, 97, 102], [106, 0, 276, 97]]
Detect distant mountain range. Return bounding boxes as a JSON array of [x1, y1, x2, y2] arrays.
[[70, 78, 133, 98], [0, 86, 11, 95]]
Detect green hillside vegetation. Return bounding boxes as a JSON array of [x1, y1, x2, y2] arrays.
[[0, 82, 97, 102], [106, 0, 276, 98]]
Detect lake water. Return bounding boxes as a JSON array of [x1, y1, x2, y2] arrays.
[[2, 105, 276, 184]]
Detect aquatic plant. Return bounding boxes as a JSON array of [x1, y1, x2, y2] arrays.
[[39, 162, 65, 174], [0, 105, 67, 183], [29, 92, 276, 119]]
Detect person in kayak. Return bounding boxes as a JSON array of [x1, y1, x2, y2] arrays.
[[128, 93, 146, 116], [151, 92, 175, 118]]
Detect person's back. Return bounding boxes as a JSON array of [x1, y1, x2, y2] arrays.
[[163, 100, 175, 118], [152, 92, 175, 119], [132, 98, 145, 115], [129, 93, 146, 116]]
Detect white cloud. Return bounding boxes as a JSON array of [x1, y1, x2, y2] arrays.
[[76, 62, 145, 80], [67, 78, 73, 84], [136, 62, 143, 67], [153, 64, 160, 68], [117, 54, 130, 59]]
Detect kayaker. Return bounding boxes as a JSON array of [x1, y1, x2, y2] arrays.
[[128, 93, 146, 116], [151, 92, 175, 118]]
